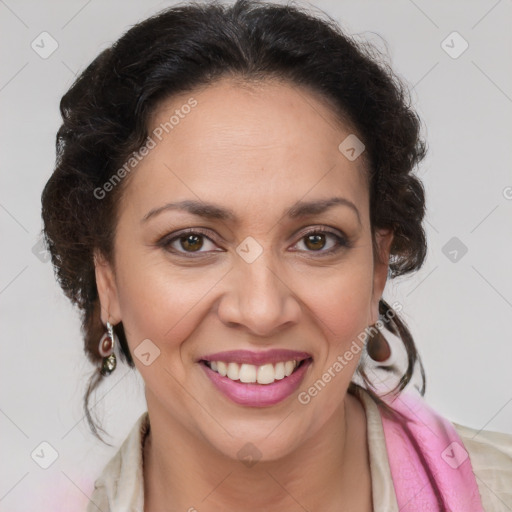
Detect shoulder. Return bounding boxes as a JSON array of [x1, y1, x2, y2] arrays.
[[453, 422, 512, 511], [87, 412, 148, 512]]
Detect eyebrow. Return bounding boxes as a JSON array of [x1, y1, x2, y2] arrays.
[[141, 196, 361, 225]]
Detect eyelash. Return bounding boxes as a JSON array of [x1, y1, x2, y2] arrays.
[[157, 226, 351, 258]]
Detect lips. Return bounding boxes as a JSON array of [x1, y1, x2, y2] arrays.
[[198, 349, 313, 407]]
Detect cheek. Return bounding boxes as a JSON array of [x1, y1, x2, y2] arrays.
[[117, 269, 195, 339], [112, 254, 216, 419], [112, 248, 227, 363], [300, 253, 374, 345], [292, 255, 374, 423]]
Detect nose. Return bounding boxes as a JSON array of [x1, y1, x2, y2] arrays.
[[217, 253, 302, 338]]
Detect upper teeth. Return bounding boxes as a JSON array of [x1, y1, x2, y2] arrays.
[[208, 360, 299, 384]]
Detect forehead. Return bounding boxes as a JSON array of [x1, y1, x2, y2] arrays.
[[121, 78, 369, 223]]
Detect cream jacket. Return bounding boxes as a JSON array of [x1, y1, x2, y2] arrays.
[[87, 389, 512, 511]]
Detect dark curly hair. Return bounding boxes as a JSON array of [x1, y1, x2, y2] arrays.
[[41, 0, 427, 440]]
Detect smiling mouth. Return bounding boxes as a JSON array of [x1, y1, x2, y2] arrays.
[[200, 358, 311, 385]]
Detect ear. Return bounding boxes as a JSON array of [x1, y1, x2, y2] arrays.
[[369, 228, 394, 325], [94, 249, 122, 325]]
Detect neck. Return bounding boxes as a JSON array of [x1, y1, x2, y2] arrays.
[[143, 392, 371, 512]]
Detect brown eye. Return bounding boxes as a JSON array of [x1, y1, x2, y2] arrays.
[[292, 228, 349, 255], [159, 229, 220, 255], [304, 233, 327, 251], [179, 234, 204, 252]]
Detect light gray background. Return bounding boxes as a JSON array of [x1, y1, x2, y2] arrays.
[[1, 0, 511, 509]]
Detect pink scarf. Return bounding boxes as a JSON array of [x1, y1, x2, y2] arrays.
[[379, 390, 485, 511]]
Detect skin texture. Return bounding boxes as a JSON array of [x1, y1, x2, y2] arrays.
[[95, 77, 393, 511]]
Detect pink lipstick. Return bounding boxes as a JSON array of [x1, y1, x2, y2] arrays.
[[198, 349, 312, 407]]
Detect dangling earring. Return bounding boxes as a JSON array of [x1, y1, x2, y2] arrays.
[[98, 320, 117, 376], [366, 324, 391, 362]]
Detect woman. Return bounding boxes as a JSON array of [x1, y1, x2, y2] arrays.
[[40, 0, 512, 510]]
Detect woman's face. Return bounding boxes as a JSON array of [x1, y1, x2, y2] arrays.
[[96, 77, 392, 461]]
